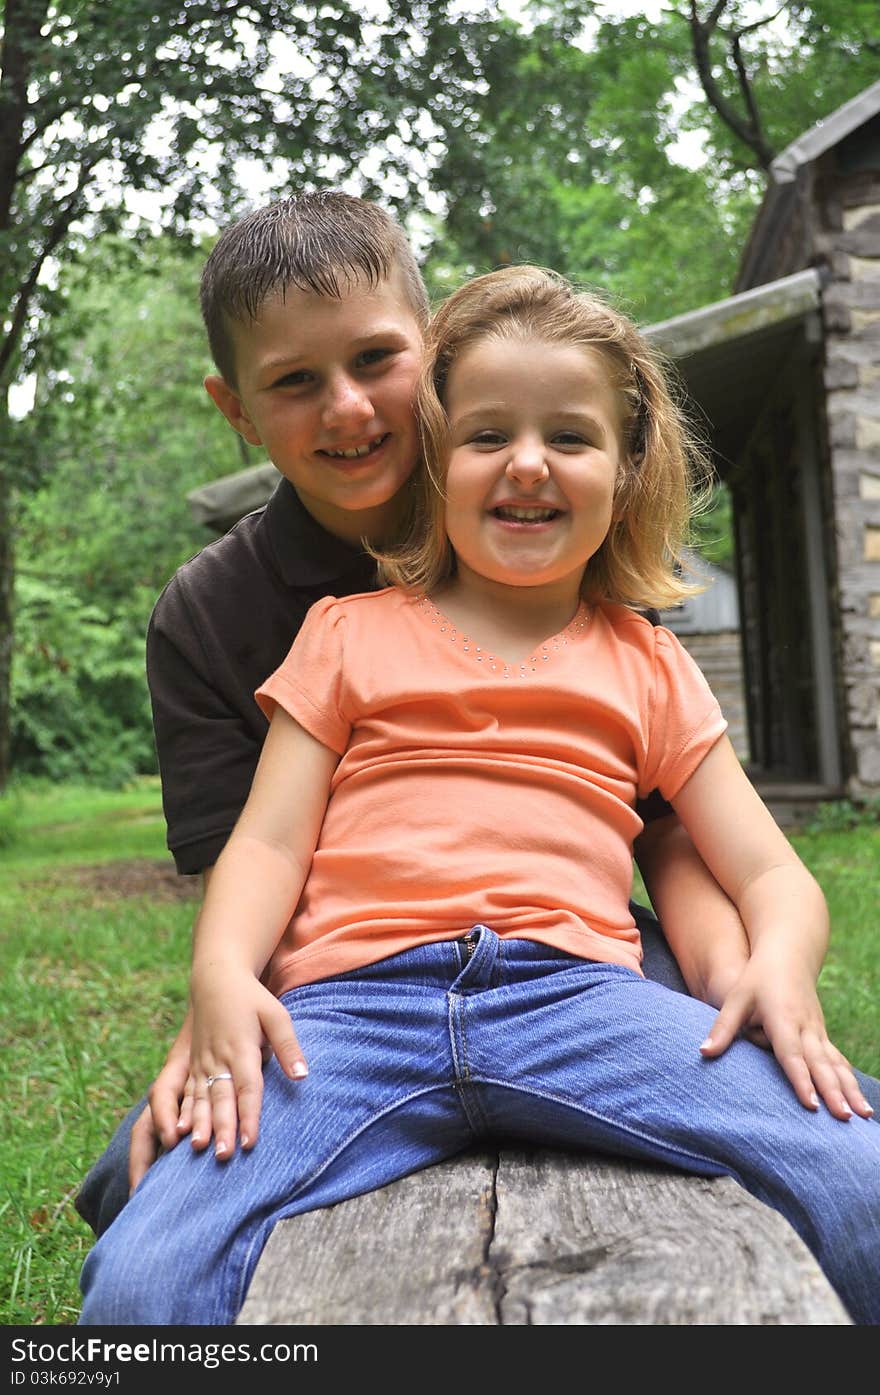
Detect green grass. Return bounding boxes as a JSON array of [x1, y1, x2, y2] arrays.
[[1, 780, 193, 1325], [0, 783, 877, 1324]]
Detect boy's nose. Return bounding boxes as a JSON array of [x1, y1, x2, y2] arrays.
[[506, 438, 550, 485], [322, 374, 373, 428]]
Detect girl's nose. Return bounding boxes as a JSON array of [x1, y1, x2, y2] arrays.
[[322, 374, 373, 428], [506, 436, 549, 485]]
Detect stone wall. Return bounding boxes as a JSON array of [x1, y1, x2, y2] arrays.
[[819, 173, 880, 791]]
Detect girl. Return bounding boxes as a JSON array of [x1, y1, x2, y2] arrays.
[[80, 266, 879, 1327]]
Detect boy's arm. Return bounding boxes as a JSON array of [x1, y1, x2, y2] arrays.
[[670, 735, 871, 1120], [633, 813, 751, 1008]]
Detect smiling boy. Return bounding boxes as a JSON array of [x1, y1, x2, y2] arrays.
[[74, 190, 878, 1240]]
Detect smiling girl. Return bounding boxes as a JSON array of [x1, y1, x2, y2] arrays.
[[80, 265, 880, 1327]]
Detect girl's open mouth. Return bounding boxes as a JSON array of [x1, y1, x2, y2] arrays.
[[491, 506, 562, 523]]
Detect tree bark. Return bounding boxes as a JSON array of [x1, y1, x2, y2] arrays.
[[0, 397, 14, 793]]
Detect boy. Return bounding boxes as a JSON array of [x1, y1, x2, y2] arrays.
[[75, 191, 877, 1240]]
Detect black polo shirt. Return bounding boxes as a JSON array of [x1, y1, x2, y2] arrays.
[[147, 478, 379, 873], [148, 476, 672, 874]]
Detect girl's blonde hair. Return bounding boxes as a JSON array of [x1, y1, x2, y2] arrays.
[[374, 265, 710, 610]]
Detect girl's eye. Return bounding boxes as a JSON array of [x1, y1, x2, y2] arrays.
[[470, 431, 507, 446], [553, 431, 589, 447]]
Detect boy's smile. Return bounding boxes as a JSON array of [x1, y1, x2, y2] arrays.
[[205, 271, 423, 545], [441, 337, 622, 608]]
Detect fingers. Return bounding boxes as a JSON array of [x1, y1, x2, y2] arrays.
[[263, 999, 308, 1083], [176, 1075, 196, 1139], [796, 1035, 874, 1121], [702, 997, 875, 1123], [128, 1104, 161, 1195], [195, 1069, 260, 1159], [150, 1058, 193, 1150], [699, 989, 752, 1059], [190, 1031, 308, 1160]]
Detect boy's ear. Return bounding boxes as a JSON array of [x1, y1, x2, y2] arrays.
[[204, 374, 263, 447]]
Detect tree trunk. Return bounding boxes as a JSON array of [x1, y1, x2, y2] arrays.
[[0, 397, 14, 793]]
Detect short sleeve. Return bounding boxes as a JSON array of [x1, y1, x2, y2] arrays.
[[255, 596, 352, 754], [639, 627, 728, 801]]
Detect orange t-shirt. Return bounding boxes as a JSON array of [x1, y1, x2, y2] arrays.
[[255, 588, 727, 995]]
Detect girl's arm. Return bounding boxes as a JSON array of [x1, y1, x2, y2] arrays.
[[187, 706, 340, 1157], [634, 815, 752, 1009], [670, 735, 872, 1121]]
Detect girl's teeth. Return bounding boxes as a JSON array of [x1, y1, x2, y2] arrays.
[[495, 507, 557, 521]]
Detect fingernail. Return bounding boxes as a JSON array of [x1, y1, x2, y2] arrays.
[[840, 1100, 852, 1116], [215, 1141, 227, 1157], [810, 1092, 820, 1108], [241, 1133, 249, 1147], [192, 1131, 202, 1143], [700, 1038, 712, 1051], [863, 1102, 874, 1115], [291, 1062, 308, 1078]]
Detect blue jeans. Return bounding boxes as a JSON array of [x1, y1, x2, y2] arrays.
[[79, 928, 880, 1326]]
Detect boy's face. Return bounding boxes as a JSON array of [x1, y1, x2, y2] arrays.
[[205, 271, 423, 544]]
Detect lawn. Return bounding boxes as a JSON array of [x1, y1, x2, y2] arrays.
[[1, 780, 877, 1325]]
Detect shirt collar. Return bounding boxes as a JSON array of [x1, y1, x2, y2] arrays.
[[262, 477, 377, 590]]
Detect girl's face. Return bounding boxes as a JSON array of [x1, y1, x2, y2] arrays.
[[442, 336, 623, 602]]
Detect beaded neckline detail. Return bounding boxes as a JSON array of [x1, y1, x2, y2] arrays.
[[414, 595, 591, 678]]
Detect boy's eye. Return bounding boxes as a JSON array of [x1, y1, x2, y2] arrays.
[[357, 348, 392, 368], [273, 370, 313, 389]]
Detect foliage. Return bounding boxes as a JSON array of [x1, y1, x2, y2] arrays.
[[804, 798, 880, 836], [691, 482, 734, 569], [0, 0, 486, 391], [421, 3, 880, 317], [11, 234, 249, 783], [0, 785, 22, 847], [11, 574, 155, 785]]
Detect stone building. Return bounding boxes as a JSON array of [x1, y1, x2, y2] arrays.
[[645, 79, 880, 805], [188, 81, 880, 809]]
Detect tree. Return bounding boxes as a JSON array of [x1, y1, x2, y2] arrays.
[[421, 2, 880, 311], [0, 0, 496, 787], [13, 233, 253, 782]]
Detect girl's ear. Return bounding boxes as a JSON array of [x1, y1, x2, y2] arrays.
[[204, 375, 263, 447]]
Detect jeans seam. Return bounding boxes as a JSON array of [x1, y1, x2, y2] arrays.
[[470, 1074, 742, 1183], [446, 992, 492, 1136]]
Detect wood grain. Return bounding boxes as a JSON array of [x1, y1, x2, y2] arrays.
[[237, 1148, 851, 1326]]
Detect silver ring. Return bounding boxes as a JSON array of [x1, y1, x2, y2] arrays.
[[205, 1072, 233, 1088]]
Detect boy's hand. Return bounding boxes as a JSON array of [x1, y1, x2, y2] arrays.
[[128, 1013, 194, 1195], [190, 969, 308, 1159], [699, 953, 874, 1121]]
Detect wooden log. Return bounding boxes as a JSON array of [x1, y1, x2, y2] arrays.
[[237, 1148, 851, 1326]]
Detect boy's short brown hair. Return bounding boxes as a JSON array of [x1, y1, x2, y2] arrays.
[[200, 191, 430, 385]]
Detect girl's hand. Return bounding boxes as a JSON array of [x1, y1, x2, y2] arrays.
[[189, 969, 308, 1158], [699, 954, 874, 1121]]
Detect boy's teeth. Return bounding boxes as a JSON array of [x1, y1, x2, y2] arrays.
[[494, 506, 557, 521], [326, 435, 384, 459]]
